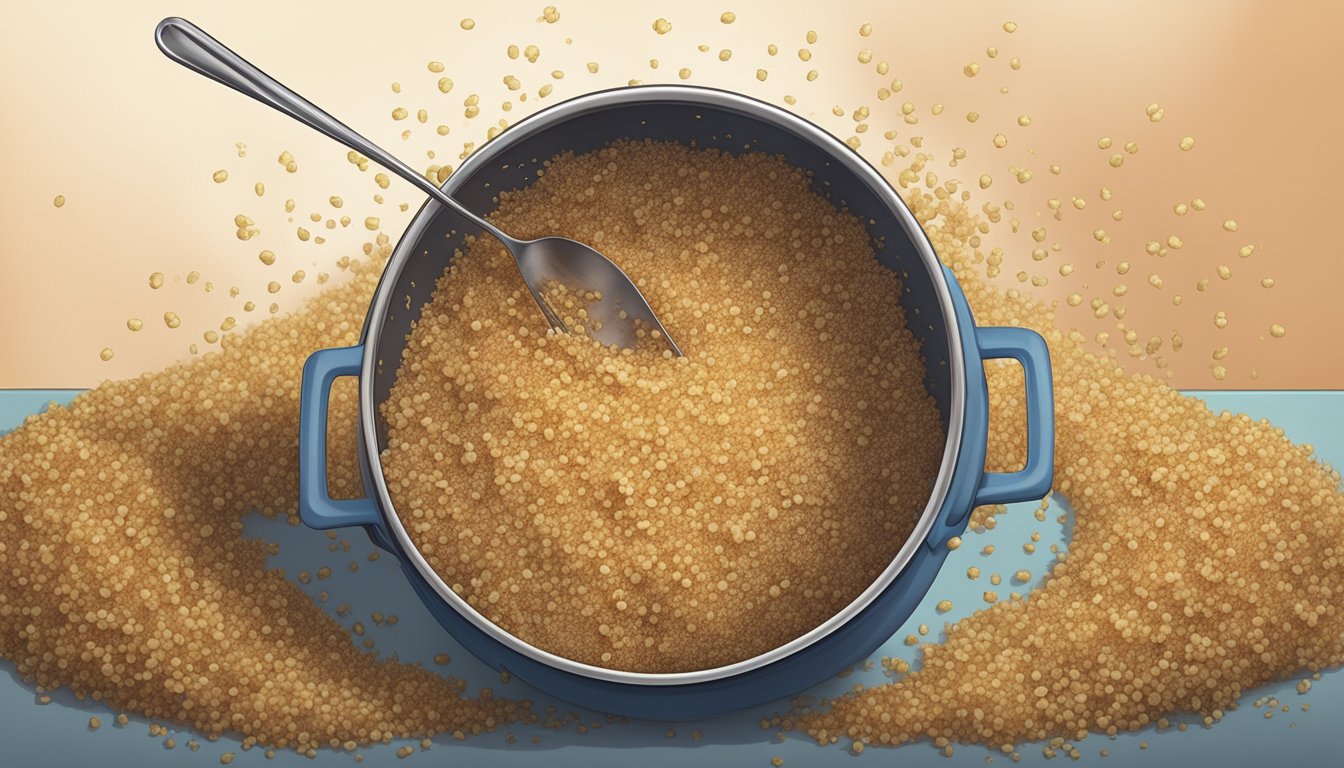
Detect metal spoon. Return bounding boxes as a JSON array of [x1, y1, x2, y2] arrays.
[[155, 17, 680, 355]]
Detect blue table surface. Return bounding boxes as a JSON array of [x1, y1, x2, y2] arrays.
[[1, 389, 1340, 767]]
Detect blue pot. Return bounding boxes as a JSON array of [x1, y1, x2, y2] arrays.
[[296, 86, 1053, 720]]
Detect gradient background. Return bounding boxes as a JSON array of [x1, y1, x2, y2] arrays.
[[1, 0, 1340, 389], [1, 3, 1342, 766]]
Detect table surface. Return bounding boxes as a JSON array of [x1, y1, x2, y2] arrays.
[[2, 389, 1339, 767]]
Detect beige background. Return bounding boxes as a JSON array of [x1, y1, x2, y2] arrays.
[[1, 0, 1340, 389]]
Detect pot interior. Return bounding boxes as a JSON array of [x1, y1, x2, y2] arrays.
[[358, 87, 965, 681]]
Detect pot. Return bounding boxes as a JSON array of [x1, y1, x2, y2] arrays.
[[296, 85, 1053, 719]]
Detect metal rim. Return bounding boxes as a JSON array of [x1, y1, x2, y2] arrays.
[[359, 85, 967, 685]]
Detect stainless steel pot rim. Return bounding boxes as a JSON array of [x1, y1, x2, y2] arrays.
[[358, 84, 967, 686]]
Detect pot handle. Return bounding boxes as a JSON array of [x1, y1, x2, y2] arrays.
[[973, 327, 1055, 506], [298, 345, 382, 530]]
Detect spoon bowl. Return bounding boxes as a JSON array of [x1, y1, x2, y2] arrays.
[[512, 235, 678, 353]]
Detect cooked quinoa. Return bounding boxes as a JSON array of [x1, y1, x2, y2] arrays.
[[380, 140, 945, 673]]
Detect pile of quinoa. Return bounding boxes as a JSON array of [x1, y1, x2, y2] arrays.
[[0, 252, 529, 754], [1, 65, 1338, 760], [775, 154, 1344, 754], [379, 140, 946, 673]]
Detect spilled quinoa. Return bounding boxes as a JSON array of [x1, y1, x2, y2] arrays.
[[379, 140, 945, 673], [0, 252, 529, 754], [775, 153, 1344, 755]]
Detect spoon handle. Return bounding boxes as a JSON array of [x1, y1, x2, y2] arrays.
[[155, 17, 514, 244]]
